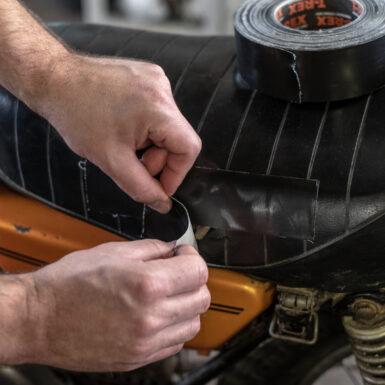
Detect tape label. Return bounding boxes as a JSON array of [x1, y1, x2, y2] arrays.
[[275, 0, 363, 30], [317, 15, 350, 27], [288, 0, 326, 15]]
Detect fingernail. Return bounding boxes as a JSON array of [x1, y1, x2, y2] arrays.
[[150, 199, 172, 214]]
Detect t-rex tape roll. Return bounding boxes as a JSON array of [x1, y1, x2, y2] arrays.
[[234, 0, 385, 102]]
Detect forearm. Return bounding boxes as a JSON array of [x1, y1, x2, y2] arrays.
[[0, 273, 42, 365], [0, 1, 201, 211], [0, 0, 70, 110]]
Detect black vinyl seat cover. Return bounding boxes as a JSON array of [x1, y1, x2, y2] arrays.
[[1, 23, 385, 292]]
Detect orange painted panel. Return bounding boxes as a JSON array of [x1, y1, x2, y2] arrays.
[[0, 182, 122, 268], [186, 269, 275, 350], [0, 252, 37, 274]]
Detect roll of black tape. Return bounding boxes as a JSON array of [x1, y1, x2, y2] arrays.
[[234, 0, 385, 102]]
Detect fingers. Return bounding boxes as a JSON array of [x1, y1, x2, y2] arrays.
[[142, 147, 168, 177], [149, 114, 202, 196], [110, 151, 172, 214], [139, 316, 202, 367], [97, 239, 175, 261], [176, 244, 199, 257], [147, 249, 209, 297], [95, 243, 208, 301], [155, 285, 211, 328], [160, 151, 198, 197], [143, 344, 184, 366], [156, 315, 201, 350]]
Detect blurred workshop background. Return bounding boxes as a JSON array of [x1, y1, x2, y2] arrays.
[[24, 0, 244, 35]]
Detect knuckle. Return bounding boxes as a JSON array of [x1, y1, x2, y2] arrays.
[[97, 241, 128, 256], [190, 317, 201, 338], [160, 74, 172, 89], [130, 186, 158, 206], [179, 244, 198, 255], [182, 133, 202, 159], [137, 275, 159, 300], [151, 66, 170, 86], [152, 88, 171, 106], [201, 286, 211, 313], [130, 342, 149, 358], [150, 64, 166, 78], [138, 315, 159, 336], [190, 135, 202, 155], [147, 65, 172, 97], [195, 256, 209, 285], [145, 239, 166, 255], [182, 253, 208, 286]]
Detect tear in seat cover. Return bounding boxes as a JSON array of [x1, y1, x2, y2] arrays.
[[1, 23, 385, 292]]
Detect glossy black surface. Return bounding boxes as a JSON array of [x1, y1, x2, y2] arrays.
[[179, 168, 318, 240], [1, 24, 385, 292]]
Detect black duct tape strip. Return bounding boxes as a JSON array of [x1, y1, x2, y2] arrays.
[[234, 0, 385, 103], [177, 168, 319, 241]]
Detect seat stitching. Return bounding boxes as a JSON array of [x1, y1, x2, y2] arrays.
[[46, 123, 56, 203], [303, 101, 329, 252], [84, 25, 107, 52], [306, 102, 329, 180], [263, 235, 268, 266], [112, 213, 122, 233], [226, 90, 257, 170], [115, 30, 145, 56], [173, 37, 214, 97], [140, 204, 147, 239], [150, 35, 178, 61], [196, 55, 236, 135], [264, 102, 290, 264], [224, 236, 228, 267], [266, 102, 290, 176], [53, 23, 73, 39], [78, 159, 89, 219], [345, 93, 372, 232], [14, 100, 25, 188]]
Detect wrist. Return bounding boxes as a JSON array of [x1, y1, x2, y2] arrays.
[[0, 0, 73, 116], [0, 273, 46, 365], [23, 46, 74, 115], [33, 53, 96, 146]]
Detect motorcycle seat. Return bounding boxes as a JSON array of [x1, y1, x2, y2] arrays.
[[1, 23, 385, 291]]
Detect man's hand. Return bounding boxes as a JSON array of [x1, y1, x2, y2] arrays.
[[5, 241, 210, 371], [37, 55, 201, 214], [0, 1, 201, 214]]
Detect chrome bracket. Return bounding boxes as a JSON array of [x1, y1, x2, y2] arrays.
[[269, 287, 319, 345]]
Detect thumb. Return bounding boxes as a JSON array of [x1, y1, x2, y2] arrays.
[[108, 151, 172, 214]]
